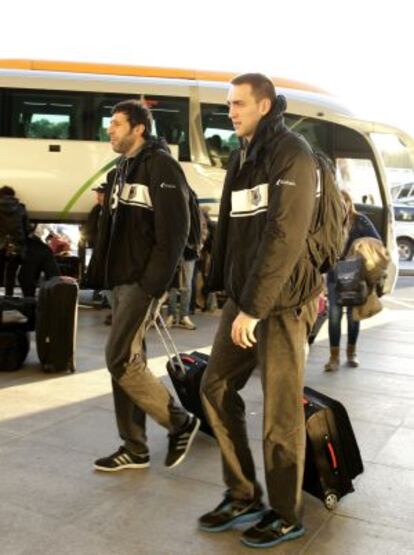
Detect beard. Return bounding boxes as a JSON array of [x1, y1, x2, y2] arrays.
[[112, 133, 135, 154]]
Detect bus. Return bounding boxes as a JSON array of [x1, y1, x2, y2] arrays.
[[1, 59, 413, 291]]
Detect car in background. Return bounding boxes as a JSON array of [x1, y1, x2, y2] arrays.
[[394, 204, 414, 261], [391, 182, 414, 205]]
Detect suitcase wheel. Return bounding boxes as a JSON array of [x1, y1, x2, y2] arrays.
[[324, 491, 339, 511]]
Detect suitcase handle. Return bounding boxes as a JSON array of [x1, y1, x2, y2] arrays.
[[152, 313, 186, 379]]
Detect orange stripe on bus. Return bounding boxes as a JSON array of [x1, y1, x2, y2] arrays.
[[0, 59, 330, 95]]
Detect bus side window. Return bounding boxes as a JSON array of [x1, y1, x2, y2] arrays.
[[93, 94, 190, 161], [201, 103, 237, 169], [8, 90, 83, 140]]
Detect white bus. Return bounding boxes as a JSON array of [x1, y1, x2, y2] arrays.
[[1, 59, 412, 291]]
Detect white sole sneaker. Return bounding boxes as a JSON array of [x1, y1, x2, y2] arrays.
[[94, 461, 150, 472], [166, 417, 201, 469]]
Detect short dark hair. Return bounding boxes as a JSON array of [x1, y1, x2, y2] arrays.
[[0, 185, 16, 198], [112, 100, 153, 139], [231, 73, 277, 106]]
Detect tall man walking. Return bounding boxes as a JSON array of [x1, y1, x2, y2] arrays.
[[90, 100, 200, 472], [199, 74, 321, 548]]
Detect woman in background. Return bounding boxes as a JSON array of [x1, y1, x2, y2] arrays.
[[324, 190, 381, 371]]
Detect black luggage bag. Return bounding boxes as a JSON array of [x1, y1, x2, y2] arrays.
[[0, 296, 36, 332], [303, 386, 363, 509], [153, 315, 213, 436], [36, 276, 78, 373], [0, 296, 36, 371], [166, 351, 213, 436], [0, 330, 30, 371]]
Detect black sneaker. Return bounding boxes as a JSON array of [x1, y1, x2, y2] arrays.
[[240, 509, 305, 548], [199, 494, 266, 532], [94, 447, 150, 472], [165, 415, 200, 468]]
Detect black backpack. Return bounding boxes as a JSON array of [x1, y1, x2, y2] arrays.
[[306, 152, 348, 273], [183, 187, 202, 260], [0, 196, 26, 254], [142, 155, 202, 260], [335, 255, 368, 306]]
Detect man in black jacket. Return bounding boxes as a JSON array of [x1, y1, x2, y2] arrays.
[[198, 74, 321, 548], [92, 100, 200, 472]]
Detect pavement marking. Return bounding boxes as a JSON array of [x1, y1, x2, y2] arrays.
[[383, 297, 414, 309]]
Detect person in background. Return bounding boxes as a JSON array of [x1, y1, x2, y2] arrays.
[[165, 197, 207, 330], [324, 190, 381, 371], [0, 186, 29, 296], [18, 227, 60, 297], [165, 255, 198, 330], [83, 183, 107, 250], [193, 207, 217, 312]]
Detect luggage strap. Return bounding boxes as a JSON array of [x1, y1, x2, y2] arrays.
[[152, 310, 186, 377]]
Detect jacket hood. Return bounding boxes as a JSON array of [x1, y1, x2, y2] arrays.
[[244, 94, 288, 160], [141, 136, 171, 158], [118, 136, 171, 178]]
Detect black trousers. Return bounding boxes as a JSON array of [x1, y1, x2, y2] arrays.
[[0, 250, 21, 296], [105, 282, 189, 455], [201, 297, 318, 526]]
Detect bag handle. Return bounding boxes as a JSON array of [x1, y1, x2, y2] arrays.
[[152, 311, 186, 378]]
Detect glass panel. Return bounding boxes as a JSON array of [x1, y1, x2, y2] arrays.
[[284, 115, 331, 153], [93, 94, 190, 161], [201, 103, 238, 169], [394, 205, 414, 222], [8, 90, 83, 139], [201, 109, 332, 169], [336, 158, 382, 206], [371, 132, 414, 204]]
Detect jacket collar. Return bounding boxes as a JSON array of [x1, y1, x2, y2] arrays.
[[241, 94, 288, 166]]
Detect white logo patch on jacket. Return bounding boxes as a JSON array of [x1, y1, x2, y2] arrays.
[[230, 183, 268, 218], [119, 183, 153, 211], [275, 178, 296, 187]]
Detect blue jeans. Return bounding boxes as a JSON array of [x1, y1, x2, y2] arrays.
[[168, 259, 195, 319], [327, 281, 360, 348]]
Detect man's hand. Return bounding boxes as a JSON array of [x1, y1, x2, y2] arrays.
[[231, 311, 260, 349]]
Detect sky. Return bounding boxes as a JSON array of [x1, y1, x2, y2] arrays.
[[1, 0, 412, 136]]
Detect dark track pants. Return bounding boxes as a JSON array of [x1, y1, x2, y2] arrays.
[[106, 283, 189, 455], [201, 297, 318, 526]]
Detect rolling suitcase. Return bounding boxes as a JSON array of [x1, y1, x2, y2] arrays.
[[303, 386, 363, 509], [153, 315, 214, 436], [36, 276, 78, 373]]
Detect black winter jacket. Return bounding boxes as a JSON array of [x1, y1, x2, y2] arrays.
[[209, 100, 322, 319], [88, 139, 190, 298]]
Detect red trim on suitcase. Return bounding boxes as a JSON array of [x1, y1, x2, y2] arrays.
[[180, 355, 196, 364], [327, 441, 338, 469]]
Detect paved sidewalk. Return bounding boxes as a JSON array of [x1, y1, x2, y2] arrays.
[[0, 297, 413, 554]]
